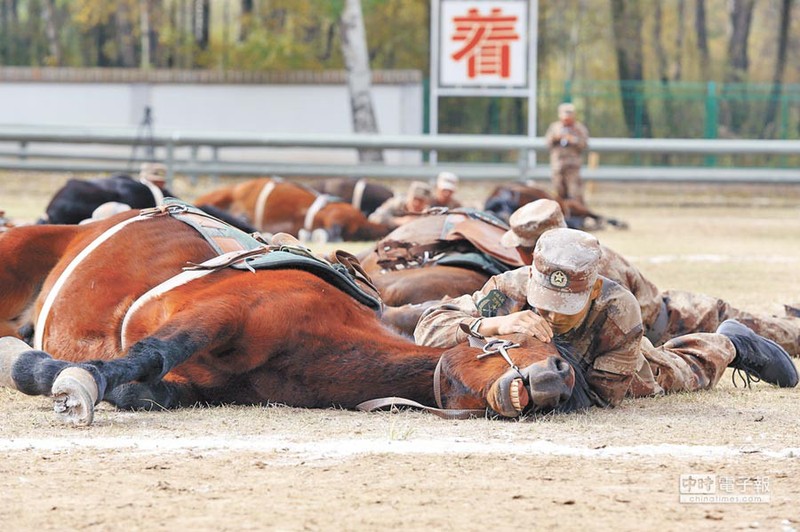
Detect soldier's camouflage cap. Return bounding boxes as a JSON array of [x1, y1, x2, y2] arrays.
[[500, 199, 567, 248], [407, 181, 432, 201], [527, 228, 602, 315]]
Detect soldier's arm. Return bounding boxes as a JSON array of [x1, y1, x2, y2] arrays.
[[368, 197, 400, 225], [414, 267, 532, 347], [585, 326, 642, 407], [545, 123, 560, 145], [573, 123, 589, 151]]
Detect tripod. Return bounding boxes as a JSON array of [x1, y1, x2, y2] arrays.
[[129, 106, 157, 172]]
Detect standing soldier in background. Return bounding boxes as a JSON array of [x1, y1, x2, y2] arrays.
[[545, 103, 589, 203]]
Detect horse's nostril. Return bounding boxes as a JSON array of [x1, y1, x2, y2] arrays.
[[548, 356, 570, 376]]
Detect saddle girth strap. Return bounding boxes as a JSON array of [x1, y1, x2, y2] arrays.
[[351, 178, 367, 211], [139, 177, 165, 206], [34, 213, 152, 350], [304, 194, 330, 232], [254, 177, 282, 231]]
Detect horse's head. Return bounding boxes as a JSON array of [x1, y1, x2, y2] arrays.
[[437, 333, 592, 417], [317, 204, 391, 241]]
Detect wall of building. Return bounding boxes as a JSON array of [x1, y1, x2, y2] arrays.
[[0, 68, 424, 164]]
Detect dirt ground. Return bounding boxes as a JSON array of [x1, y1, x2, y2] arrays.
[[1, 174, 800, 531]]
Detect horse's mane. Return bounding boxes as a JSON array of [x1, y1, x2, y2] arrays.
[[551, 340, 594, 414]]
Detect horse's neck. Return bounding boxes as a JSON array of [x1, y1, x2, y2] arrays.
[[327, 326, 442, 405]]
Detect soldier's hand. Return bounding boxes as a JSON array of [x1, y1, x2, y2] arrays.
[[482, 310, 553, 343]]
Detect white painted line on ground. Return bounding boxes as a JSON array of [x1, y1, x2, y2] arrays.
[[632, 254, 799, 265], [0, 436, 797, 462]]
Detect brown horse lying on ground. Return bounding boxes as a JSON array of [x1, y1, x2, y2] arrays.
[[309, 177, 394, 216], [358, 210, 525, 307], [484, 182, 628, 230], [194, 177, 390, 241], [0, 203, 590, 426]]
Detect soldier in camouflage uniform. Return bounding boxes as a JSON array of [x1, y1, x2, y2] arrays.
[[499, 199, 800, 357], [415, 228, 797, 408], [430, 171, 462, 209], [368, 181, 431, 230], [545, 103, 589, 203]]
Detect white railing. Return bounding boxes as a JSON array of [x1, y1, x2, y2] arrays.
[[0, 124, 798, 183]]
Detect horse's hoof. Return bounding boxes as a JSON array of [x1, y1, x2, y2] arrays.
[[51, 367, 99, 426], [0, 336, 31, 389]]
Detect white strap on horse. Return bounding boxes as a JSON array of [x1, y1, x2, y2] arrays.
[[351, 178, 367, 211], [254, 177, 281, 230], [34, 214, 151, 351], [139, 177, 165, 206], [303, 194, 329, 232], [120, 248, 266, 349]]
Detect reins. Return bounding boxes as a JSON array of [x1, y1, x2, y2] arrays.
[[356, 337, 523, 420]]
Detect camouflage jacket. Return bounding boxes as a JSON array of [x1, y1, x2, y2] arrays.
[[414, 268, 645, 407], [599, 245, 663, 329], [367, 196, 407, 226], [545, 120, 589, 169]]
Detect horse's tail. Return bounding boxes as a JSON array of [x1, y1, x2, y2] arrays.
[[194, 186, 236, 210]]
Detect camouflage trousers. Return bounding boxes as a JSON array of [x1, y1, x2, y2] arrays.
[[551, 164, 584, 203], [649, 290, 800, 357], [628, 333, 736, 397]]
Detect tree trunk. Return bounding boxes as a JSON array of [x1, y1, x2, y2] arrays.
[[762, 0, 793, 138], [610, 0, 653, 137], [340, 0, 383, 163], [721, 0, 756, 135], [694, 0, 710, 78], [41, 0, 61, 65], [672, 0, 685, 81], [115, 1, 137, 67], [726, 0, 755, 83], [195, 0, 210, 51], [2, 0, 19, 64], [240, 0, 254, 42], [139, 0, 151, 69]]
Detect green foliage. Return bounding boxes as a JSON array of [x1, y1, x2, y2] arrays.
[[1, 0, 798, 144]]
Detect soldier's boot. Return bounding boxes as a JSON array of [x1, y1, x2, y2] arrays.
[[717, 319, 798, 388], [784, 303, 800, 318]]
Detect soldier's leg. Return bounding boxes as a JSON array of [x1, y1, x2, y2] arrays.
[[640, 333, 735, 393], [562, 166, 585, 204], [551, 167, 568, 200], [663, 290, 800, 357]]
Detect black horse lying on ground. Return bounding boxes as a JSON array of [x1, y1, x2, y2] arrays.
[[40, 174, 257, 233]]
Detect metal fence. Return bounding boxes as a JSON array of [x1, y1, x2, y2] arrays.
[[0, 124, 798, 184]]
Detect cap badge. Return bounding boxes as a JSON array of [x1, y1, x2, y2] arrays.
[[549, 270, 568, 288]]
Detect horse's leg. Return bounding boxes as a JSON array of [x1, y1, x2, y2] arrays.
[[1, 335, 199, 422], [103, 380, 198, 411], [1, 314, 226, 426], [49, 332, 212, 425]]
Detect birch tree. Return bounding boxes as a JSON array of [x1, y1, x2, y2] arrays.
[[340, 0, 383, 163]]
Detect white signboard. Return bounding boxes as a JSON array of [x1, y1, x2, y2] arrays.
[[438, 0, 529, 89]]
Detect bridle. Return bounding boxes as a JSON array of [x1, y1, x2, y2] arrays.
[[357, 337, 526, 420]]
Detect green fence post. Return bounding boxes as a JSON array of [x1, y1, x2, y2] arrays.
[[704, 81, 718, 166]]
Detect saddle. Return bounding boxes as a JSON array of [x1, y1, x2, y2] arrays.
[[375, 209, 525, 275], [145, 199, 382, 311]]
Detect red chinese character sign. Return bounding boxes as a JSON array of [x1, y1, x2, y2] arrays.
[[440, 0, 529, 88], [428, 0, 538, 164]]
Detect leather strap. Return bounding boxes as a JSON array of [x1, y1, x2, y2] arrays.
[[356, 397, 487, 420], [351, 178, 367, 211], [254, 178, 281, 230]]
